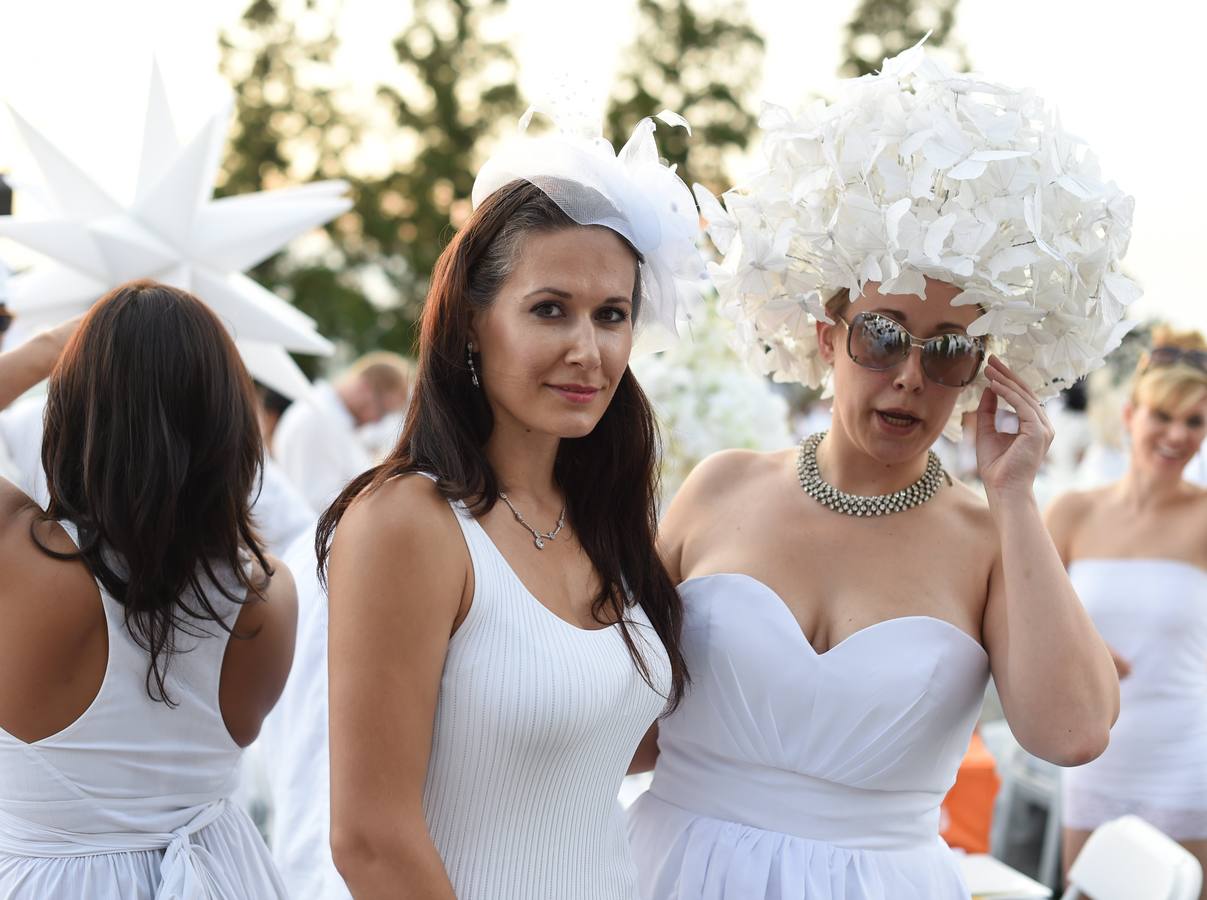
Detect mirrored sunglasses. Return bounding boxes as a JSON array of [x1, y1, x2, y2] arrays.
[[1145, 346, 1207, 375], [843, 311, 985, 388]]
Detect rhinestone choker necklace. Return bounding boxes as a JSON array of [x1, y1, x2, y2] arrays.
[[795, 431, 947, 517]]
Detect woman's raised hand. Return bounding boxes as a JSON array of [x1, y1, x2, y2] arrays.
[[975, 355, 1055, 500]]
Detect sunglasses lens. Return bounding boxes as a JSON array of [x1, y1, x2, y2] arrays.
[[1148, 347, 1207, 374], [849, 314, 910, 369], [922, 334, 983, 387], [1149, 347, 1183, 367]]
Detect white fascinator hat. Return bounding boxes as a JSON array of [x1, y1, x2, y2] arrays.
[[697, 41, 1139, 432], [472, 104, 708, 352]]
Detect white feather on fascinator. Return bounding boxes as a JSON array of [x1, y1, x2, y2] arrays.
[[697, 40, 1140, 434], [472, 101, 708, 353]]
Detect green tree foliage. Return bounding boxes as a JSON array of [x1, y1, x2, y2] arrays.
[[606, 0, 764, 194], [218, 0, 520, 367], [841, 0, 968, 78]]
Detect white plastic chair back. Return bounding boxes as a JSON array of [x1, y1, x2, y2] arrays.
[[1061, 815, 1202, 900]]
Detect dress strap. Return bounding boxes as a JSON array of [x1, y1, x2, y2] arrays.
[[54, 519, 81, 550]]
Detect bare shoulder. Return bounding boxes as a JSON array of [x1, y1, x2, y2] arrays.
[[943, 478, 996, 539], [1186, 484, 1207, 537], [0, 476, 32, 520], [675, 447, 794, 508], [661, 448, 795, 582], [337, 473, 461, 545], [0, 477, 41, 551], [228, 553, 297, 661], [240, 553, 298, 625], [328, 473, 469, 619], [0, 478, 96, 610], [221, 552, 300, 746], [1043, 486, 1106, 538]]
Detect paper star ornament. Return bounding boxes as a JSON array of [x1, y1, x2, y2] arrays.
[[0, 64, 350, 399]]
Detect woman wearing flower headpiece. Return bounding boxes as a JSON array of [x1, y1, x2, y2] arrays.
[[319, 110, 704, 899], [627, 45, 1128, 899], [1049, 328, 1207, 892]]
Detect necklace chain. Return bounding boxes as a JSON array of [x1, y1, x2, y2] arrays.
[[795, 431, 947, 517], [498, 491, 567, 550]]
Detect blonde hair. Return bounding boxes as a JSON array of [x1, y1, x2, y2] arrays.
[[345, 351, 414, 399], [1131, 326, 1207, 415]]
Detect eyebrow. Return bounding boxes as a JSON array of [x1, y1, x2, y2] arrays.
[[872, 307, 967, 332], [524, 287, 633, 304]]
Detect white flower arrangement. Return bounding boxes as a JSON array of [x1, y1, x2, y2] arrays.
[[696, 41, 1140, 432], [633, 298, 794, 500]]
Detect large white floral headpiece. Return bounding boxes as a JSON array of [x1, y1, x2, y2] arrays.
[[698, 42, 1139, 427], [472, 104, 707, 351]]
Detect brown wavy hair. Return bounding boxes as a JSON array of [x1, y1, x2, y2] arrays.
[[317, 179, 688, 710], [35, 280, 271, 704]]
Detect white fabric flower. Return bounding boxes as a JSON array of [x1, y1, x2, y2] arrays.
[[699, 42, 1140, 431]]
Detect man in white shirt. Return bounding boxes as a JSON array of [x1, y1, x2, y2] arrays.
[[272, 352, 412, 513]]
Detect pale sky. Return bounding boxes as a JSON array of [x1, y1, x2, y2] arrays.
[[1, 0, 1202, 331]]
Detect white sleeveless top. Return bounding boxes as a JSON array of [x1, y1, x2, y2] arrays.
[[628, 574, 989, 900], [0, 521, 287, 899], [425, 499, 672, 899], [1063, 559, 1207, 839]]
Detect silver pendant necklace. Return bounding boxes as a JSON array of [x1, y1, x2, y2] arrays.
[[796, 431, 947, 517], [498, 491, 567, 549]]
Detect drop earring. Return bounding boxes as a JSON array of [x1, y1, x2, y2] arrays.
[[467, 342, 480, 388]]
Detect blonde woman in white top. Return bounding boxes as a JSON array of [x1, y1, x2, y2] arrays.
[[1049, 329, 1207, 894], [320, 112, 705, 899]]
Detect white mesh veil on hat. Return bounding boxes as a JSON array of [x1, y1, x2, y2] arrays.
[[697, 41, 1140, 433], [472, 104, 708, 351]]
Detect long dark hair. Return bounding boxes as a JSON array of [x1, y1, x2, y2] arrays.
[[317, 180, 688, 710], [36, 280, 271, 704]]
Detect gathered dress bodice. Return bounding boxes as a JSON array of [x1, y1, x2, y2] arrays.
[[629, 573, 989, 899]]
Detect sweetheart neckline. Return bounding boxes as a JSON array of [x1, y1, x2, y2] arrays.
[[679, 572, 988, 660]]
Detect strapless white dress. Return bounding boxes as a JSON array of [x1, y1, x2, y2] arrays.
[[1063, 559, 1207, 839], [628, 573, 989, 899]]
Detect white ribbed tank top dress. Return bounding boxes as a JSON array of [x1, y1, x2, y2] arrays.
[[423, 497, 671, 900]]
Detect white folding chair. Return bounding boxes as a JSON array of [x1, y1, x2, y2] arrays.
[[1061, 815, 1202, 900]]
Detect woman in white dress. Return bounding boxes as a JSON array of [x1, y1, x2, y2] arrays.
[[1050, 329, 1207, 893], [0, 280, 296, 899], [628, 46, 1129, 899], [320, 111, 704, 899]]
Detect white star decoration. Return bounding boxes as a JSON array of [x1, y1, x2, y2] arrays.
[[0, 64, 351, 399]]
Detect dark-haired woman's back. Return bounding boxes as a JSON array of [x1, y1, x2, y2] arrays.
[[0, 486, 296, 898], [0, 278, 297, 898]]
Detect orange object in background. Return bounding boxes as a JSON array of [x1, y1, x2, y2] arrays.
[[941, 731, 1002, 854]]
